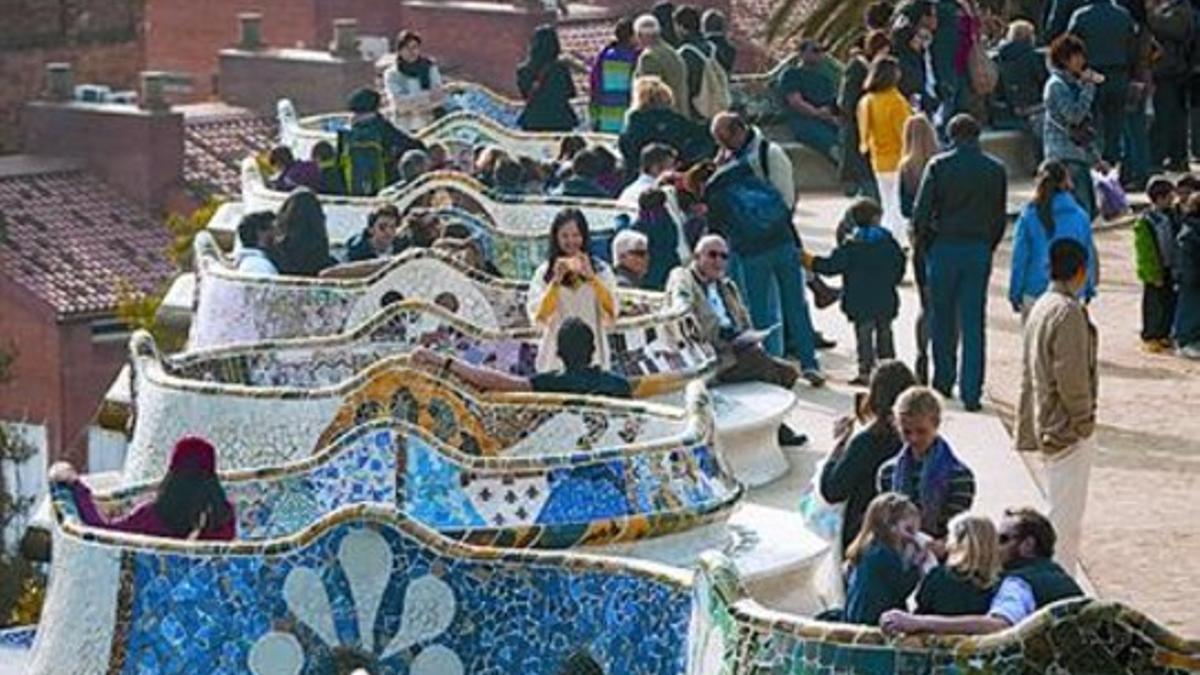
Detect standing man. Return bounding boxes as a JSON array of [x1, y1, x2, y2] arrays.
[[912, 114, 1007, 412], [633, 14, 691, 118], [1066, 0, 1137, 170], [1022, 238, 1097, 574]]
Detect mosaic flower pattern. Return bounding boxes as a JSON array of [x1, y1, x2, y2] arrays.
[[248, 528, 463, 675]]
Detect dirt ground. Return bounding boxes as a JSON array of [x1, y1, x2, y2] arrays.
[[986, 226, 1200, 637]]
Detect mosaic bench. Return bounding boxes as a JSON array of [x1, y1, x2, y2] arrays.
[[27, 503, 692, 674], [20, 506, 1196, 673], [189, 231, 664, 349], [124, 330, 714, 481], [91, 401, 739, 549], [688, 551, 1200, 674], [233, 163, 637, 257], [279, 99, 614, 172], [441, 80, 591, 131]]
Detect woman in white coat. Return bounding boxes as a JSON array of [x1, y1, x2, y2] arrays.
[[383, 30, 444, 131], [527, 208, 619, 373]]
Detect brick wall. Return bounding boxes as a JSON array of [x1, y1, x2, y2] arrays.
[[22, 101, 185, 212], [404, 1, 556, 97], [0, 284, 66, 464], [0, 0, 144, 153], [146, 0, 321, 97], [218, 48, 376, 116]]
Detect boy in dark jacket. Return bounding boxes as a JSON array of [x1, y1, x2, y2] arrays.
[[806, 198, 906, 384], [1133, 177, 1178, 351]]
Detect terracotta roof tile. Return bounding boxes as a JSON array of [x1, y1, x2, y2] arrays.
[[0, 165, 175, 318], [183, 111, 278, 199]]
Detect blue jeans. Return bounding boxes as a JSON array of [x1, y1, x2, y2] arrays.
[[1121, 98, 1150, 187], [739, 244, 820, 371], [787, 114, 840, 165], [927, 240, 992, 406]]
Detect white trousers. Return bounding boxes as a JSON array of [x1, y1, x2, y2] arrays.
[[1044, 438, 1095, 575], [875, 171, 907, 249]]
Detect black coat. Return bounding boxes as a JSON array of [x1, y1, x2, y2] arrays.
[[517, 60, 578, 132], [820, 425, 904, 551], [912, 142, 1008, 250], [618, 108, 714, 176], [811, 225, 906, 321], [997, 39, 1048, 111]]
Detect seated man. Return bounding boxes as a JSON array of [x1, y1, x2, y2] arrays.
[[777, 39, 842, 166], [553, 148, 611, 198], [880, 507, 1084, 635], [233, 211, 278, 275], [618, 143, 678, 206], [612, 229, 650, 288], [411, 317, 632, 397], [665, 234, 809, 444], [346, 205, 404, 262]]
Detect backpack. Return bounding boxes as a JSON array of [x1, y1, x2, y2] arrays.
[[338, 122, 387, 197], [712, 165, 793, 254], [681, 43, 731, 119]]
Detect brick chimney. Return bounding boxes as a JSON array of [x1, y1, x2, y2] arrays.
[[219, 16, 373, 115], [238, 12, 264, 51], [22, 64, 184, 213]]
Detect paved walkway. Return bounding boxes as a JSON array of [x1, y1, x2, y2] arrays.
[[792, 192, 1199, 637]]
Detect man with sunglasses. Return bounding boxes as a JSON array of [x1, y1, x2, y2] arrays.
[[667, 235, 820, 445], [880, 507, 1083, 635]]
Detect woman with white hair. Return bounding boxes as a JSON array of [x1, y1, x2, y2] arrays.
[[611, 229, 650, 288]]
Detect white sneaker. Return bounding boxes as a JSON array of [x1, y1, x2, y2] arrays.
[[1179, 344, 1200, 360]]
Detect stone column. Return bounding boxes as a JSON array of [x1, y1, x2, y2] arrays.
[[330, 18, 359, 58], [140, 71, 170, 112], [45, 63, 73, 102], [238, 12, 264, 50]]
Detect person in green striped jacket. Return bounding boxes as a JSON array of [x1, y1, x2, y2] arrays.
[[589, 18, 640, 133]]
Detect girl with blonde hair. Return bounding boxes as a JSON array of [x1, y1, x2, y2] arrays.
[[842, 492, 930, 625], [896, 113, 939, 383], [914, 513, 1000, 615]]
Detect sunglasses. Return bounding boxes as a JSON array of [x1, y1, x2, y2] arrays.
[[705, 251, 729, 260]]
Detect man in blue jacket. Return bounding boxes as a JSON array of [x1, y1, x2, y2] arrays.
[[912, 114, 1007, 411]]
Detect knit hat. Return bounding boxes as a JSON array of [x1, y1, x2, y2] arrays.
[[168, 436, 217, 475]]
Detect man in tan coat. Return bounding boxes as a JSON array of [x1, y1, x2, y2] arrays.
[[633, 14, 690, 118], [1021, 238, 1098, 575]]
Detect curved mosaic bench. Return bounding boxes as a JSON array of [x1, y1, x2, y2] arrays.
[[190, 231, 664, 349], [125, 327, 715, 480], [727, 55, 798, 124], [442, 80, 590, 131], [237, 163, 637, 258], [95, 399, 738, 548], [279, 99, 614, 171], [29, 502, 692, 674], [687, 551, 1200, 674]]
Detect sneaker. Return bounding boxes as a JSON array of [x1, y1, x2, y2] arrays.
[[777, 424, 809, 447], [848, 374, 871, 386], [814, 332, 837, 350], [1158, 338, 1174, 349], [801, 369, 827, 387], [1180, 344, 1200, 359], [963, 400, 983, 412], [1142, 339, 1167, 354]]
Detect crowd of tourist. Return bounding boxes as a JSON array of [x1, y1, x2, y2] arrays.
[[66, 0, 1200, 641]]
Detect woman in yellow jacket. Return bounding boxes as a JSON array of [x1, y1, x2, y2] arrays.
[[857, 55, 912, 249]]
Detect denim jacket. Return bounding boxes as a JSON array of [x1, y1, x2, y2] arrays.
[[1043, 69, 1097, 166]]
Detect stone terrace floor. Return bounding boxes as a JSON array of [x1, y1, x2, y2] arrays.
[[794, 192, 1200, 637]]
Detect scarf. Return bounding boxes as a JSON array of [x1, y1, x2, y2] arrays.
[[397, 56, 434, 90], [891, 435, 961, 535]]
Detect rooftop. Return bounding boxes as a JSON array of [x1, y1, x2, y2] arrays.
[[181, 103, 278, 199], [0, 156, 175, 318]]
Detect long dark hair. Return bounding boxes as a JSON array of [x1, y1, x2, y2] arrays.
[[862, 360, 917, 439], [271, 189, 332, 276], [543, 207, 594, 281], [864, 55, 901, 93], [1033, 160, 1069, 237], [525, 25, 562, 71], [153, 471, 233, 537], [394, 30, 434, 89]]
